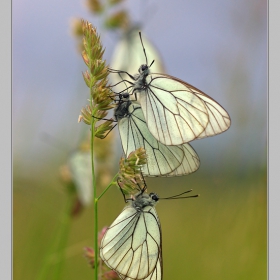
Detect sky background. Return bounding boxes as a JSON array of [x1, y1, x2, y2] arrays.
[[13, 0, 267, 179]]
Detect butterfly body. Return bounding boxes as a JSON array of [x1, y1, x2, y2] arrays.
[[131, 191, 159, 211], [133, 64, 151, 91], [100, 191, 162, 280], [114, 94, 132, 121]]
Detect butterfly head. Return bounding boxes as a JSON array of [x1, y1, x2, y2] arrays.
[[149, 192, 159, 202], [118, 92, 130, 102], [138, 64, 150, 76]]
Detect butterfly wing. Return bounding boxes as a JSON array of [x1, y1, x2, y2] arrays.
[[100, 205, 162, 280], [189, 90, 231, 140], [166, 143, 200, 177], [68, 151, 92, 205], [160, 73, 231, 140], [132, 73, 230, 145], [119, 253, 162, 280], [118, 104, 186, 176], [133, 74, 209, 145]]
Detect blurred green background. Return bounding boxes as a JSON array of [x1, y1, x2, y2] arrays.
[[13, 0, 267, 279], [13, 170, 266, 280]]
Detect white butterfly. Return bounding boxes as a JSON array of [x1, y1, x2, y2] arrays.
[[109, 32, 231, 146], [68, 150, 92, 206], [110, 26, 164, 94], [114, 93, 200, 177], [100, 178, 198, 280], [100, 185, 162, 280]]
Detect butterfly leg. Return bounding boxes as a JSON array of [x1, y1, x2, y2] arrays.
[[96, 123, 117, 139]]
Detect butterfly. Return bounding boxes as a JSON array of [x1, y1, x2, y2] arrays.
[[100, 176, 198, 280], [109, 32, 231, 146], [68, 150, 92, 206], [100, 188, 162, 279], [114, 93, 200, 177]]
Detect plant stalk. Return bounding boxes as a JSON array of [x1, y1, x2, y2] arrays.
[[91, 113, 98, 280], [97, 173, 119, 201]]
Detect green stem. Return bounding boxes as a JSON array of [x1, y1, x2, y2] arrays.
[[91, 123, 118, 280], [91, 115, 98, 280], [97, 173, 119, 201], [94, 197, 98, 280]]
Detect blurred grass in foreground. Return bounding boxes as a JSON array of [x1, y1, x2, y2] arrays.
[[13, 165, 266, 280]]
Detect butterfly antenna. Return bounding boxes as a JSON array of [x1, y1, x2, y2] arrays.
[[149, 60, 155, 68], [160, 189, 199, 200], [139, 32, 148, 65], [167, 194, 199, 199], [165, 189, 193, 199]]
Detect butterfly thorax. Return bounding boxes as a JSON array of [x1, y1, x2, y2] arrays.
[[114, 95, 132, 121], [133, 64, 150, 91], [131, 192, 158, 211]]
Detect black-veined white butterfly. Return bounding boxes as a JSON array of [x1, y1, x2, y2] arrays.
[[68, 150, 92, 206], [100, 190, 162, 280], [100, 178, 198, 280], [114, 93, 200, 177], [110, 26, 164, 94], [109, 32, 231, 146]]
